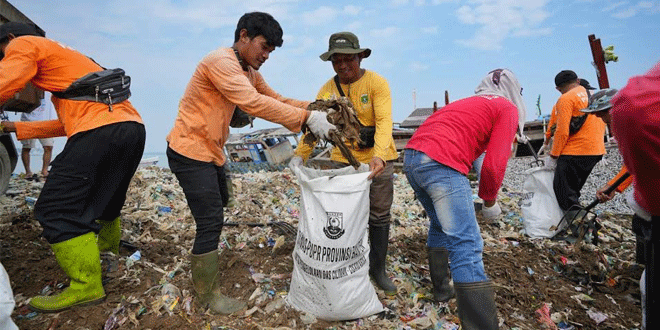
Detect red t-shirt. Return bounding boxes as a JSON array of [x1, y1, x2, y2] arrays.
[[405, 95, 518, 201], [611, 62, 660, 216]]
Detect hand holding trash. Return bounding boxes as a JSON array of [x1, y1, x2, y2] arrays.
[[482, 200, 502, 220], [367, 157, 385, 180], [305, 111, 336, 140]]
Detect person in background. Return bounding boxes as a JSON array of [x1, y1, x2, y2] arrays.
[[610, 62, 660, 330], [0, 22, 145, 313], [550, 70, 606, 212], [166, 12, 335, 315], [20, 93, 55, 180], [403, 69, 523, 330], [543, 78, 596, 151], [292, 32, 401, 296]]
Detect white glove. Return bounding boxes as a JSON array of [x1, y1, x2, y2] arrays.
[[516, 133, 529, 144], [482, 202, 502, 220], [288, 156, 303, 169], [306, 111, 336, 140]]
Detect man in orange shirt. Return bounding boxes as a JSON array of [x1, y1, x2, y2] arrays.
[[543, 78, 595, 151], [0, 22, 145, 312], [165, 12, 335, 314], [550, 70, 606, 212]]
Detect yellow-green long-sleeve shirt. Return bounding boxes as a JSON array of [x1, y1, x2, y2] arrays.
[[295, 70, 398, 163]]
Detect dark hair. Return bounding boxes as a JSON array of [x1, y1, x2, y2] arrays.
[[0, 22, 45, 44], [234, 12, 283, 47]]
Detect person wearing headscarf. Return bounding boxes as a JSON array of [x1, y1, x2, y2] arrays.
[[470, 68, 527, 219], [403, 69, 523, 330]]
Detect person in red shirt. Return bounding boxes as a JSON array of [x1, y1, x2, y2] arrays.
[[610, 62, 660, 330], [403, 69, 521, 330], [165, 12, 335, 314], [0, 22, 145, 313]]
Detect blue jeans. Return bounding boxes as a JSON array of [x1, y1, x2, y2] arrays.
[[403, 149, 488, 283]]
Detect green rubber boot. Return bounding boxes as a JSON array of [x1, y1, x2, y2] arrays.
[[29, 232, 106, 313], [97, 217, 121, 254], [225, 179, 236, 209], [191, 250, 246, 314]]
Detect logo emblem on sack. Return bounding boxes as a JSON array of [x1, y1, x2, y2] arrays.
[[323, 212, 345, 239], [361, 94, 368, 104]]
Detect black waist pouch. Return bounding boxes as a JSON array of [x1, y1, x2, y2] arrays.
[[358, 125, 376, 149], [229, 106, 254, 128], [52, 68, 131, 109], [569, 115, 588, 135]]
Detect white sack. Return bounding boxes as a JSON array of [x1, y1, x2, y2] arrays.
[[286, 163, 383, 321], [1, 262, 18, 330], [521, 165, 564, 238]]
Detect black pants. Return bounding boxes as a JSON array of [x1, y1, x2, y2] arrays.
[[166, 147, 229, 254], [633, 215, 657, 329], [35, 122, 145, 244], [553, 155, 602, 211]]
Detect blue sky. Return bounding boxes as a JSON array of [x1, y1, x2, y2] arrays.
[[6, 0, 660, 155]]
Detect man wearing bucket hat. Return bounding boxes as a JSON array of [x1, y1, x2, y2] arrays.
[[550, 70, 606, 212], [292, 32, 401, 296], [578, 89, 633, 203]]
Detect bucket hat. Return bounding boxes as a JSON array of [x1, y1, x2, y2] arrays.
[[581, 88, 618, 113], [320, 32, 371, 61]]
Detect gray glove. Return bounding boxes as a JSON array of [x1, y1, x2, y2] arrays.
[[482, 202, 502, 220], [306, 111, 336, 140]]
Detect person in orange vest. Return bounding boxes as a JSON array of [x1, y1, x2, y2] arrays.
[[0, 22, 145, 313], [165, 12, 335, 314]]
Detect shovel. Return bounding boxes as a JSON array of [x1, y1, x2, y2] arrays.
[[552, 171, 631, 244]]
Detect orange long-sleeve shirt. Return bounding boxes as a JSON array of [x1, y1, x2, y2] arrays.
[[607, 166, 633, 193], [166, 47, 310, 166], [550, 85, 606, 157], [0, 36, 142, 140]]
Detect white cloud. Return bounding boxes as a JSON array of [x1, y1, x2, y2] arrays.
[[343, 5, 362, 15], [410, 61, 430, 72], [610, 1, 660, 18], [455, 0, 551, 51], [391, 0, 410, 6], [603, 1, 629, 12], [301, 6, 339, 26], [370, 26, 401, 38], [421, 26, 439, 34]]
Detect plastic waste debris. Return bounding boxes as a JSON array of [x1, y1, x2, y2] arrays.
[[126, 250, 141, 268]]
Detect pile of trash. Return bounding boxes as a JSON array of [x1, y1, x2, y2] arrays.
[[1, 148, 643, 329]]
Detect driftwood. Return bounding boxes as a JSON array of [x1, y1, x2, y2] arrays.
[[305, 97, 362, 169]]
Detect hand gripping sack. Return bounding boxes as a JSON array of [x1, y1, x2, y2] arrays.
[[287, 162, 384, 321], [521, 165, 564, 238]]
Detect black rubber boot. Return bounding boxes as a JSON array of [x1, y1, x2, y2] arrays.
[[368, 224, 397, 295], [454, 281, 499, 330], [428, 247, 454, 302]]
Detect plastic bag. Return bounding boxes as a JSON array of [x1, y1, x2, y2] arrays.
[[521, 165, 564, 238], [1, 262, 18, 330], [286, 162, 383, 321]]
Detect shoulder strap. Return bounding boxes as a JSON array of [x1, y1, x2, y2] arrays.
[[333, 75, 345, 97]]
